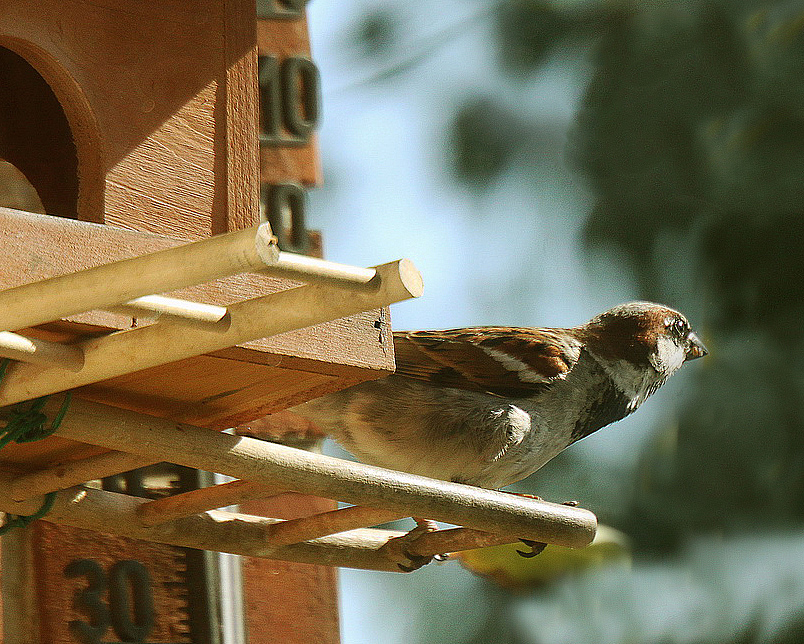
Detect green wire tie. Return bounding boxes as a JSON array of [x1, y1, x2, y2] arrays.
[[0, 357, 72, 532], [0, 492, 57, 535]]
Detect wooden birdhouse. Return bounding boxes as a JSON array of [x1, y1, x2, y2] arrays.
[[0, 2, 597, 643], [0, 0, 382, 426]]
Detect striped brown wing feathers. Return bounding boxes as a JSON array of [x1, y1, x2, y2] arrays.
[[392, 327, 584, 397]]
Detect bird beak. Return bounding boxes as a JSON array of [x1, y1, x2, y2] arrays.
[[685, 332, 708, 360]]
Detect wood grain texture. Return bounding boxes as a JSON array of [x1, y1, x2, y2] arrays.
[[222, 0, 261, 233], [0, 5, 339, 641], [0, 479, 408, 573], [0, 208, 393, 368], [137, 480, 284, 527], [0, 527, 41, 644], [241, 493, 340, 644], [6, 398, 597, 549], [0, 0, 259, 237], [9, 450, 155, 500]]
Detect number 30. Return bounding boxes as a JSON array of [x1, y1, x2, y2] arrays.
[[64, 559, 155, 644]]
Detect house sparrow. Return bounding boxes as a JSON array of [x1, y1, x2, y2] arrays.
[[288, 301, 707, 489]]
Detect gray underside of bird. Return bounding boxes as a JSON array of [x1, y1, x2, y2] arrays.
[[290, 350, 633, 489]]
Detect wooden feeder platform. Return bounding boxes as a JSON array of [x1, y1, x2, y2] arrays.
[[0, 207, 597, 572]]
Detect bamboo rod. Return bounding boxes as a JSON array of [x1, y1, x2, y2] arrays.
[[0, 259, 423, 405], [0, 332, 84, 371], [137, 480, 283, 527], [0, 477, 407, 572], [29, 398, 597, 548], [266, 252, 377, 289], [109, 295, 231, 332], [8, 451, 155, 501], [264, 505, 403, 548], [0, 223, 279, 333]]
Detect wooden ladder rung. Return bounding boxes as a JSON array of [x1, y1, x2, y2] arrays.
[[0, 223, 278, 333], [0, 332, 84, 371], [136, 479, 283, 527], [108, 295, 231, 332]]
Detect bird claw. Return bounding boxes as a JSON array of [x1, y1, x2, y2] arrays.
[[397, 549, 449, 571], [501, 493, 578, 557], [381, 518, 440, 572], [397, 550, 435, 572], [516, 539, 548, 558]]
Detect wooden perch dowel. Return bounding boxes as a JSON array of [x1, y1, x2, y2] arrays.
[[264, 505, 403, 548], [0, 477, 545, 571], [0, 332, 84, 371], [0, 258, 422, 405], [0, 475, 407, 572], [137, 480, 283, 527], [110, 295, 231, 332], [405, 527, 528, 558], [8, 451, 155, 501], [266, 252, 378, 289], [26, 398, 596, 548], [0, 222, 278, 333]]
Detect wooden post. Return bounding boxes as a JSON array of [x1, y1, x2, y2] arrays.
[[9, 451, 156, 500], [0, 526, 41, 644], [109, 296, 231, 332], [0, 480, 568, 571], [263, 505, 403, 548]]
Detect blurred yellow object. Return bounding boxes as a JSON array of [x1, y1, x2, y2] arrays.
[[456, 524, 630, 589]]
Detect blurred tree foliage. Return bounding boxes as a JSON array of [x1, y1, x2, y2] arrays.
[[349, 8, 399, 58], [487, 0, 804, 552], [449, 98, 524, 187]]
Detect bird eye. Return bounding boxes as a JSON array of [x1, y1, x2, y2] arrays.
[[665, 317, 688, 337]]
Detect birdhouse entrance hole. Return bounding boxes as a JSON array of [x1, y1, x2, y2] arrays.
[[0, 45, 78, 219]]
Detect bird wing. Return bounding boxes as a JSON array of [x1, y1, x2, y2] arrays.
[[392, 327, 584, 397]]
